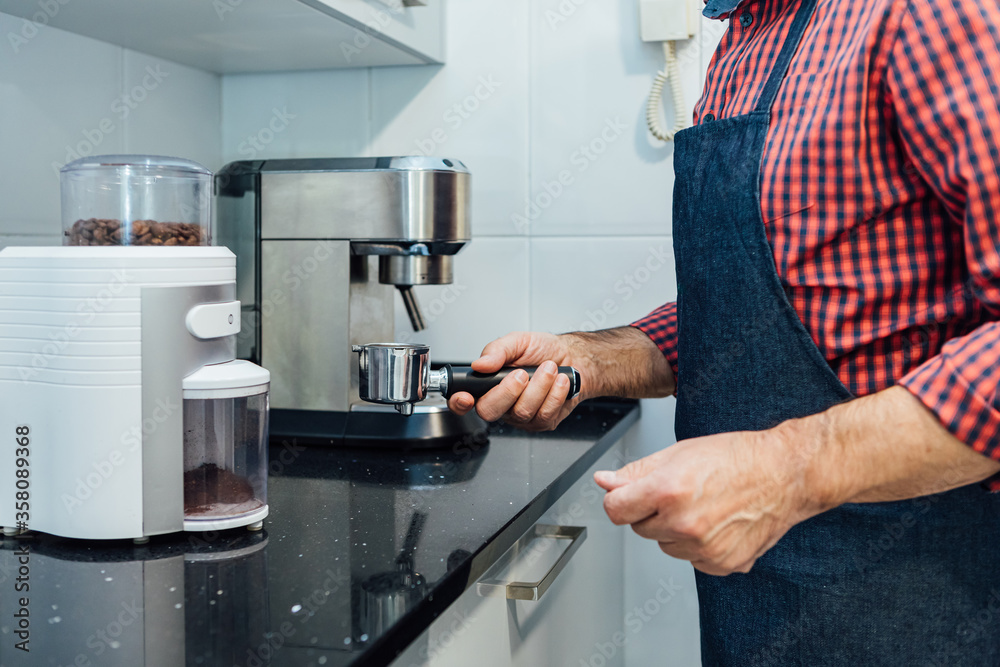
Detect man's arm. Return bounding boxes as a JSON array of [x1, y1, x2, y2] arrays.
[[566, 327, 675, 399], [629, 302, 680, 389], [596, 385, 1000, 576], [797, 386, 1000, 506], [448, 326, 674, 430], [888, 0, 1000, 472]]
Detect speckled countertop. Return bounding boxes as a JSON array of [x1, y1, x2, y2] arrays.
[[0, 399, 638, 667]]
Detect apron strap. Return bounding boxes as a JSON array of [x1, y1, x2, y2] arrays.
[[753, 0, 819, 113]]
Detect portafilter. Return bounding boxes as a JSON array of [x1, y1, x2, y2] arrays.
[[352, 343, 581, 416]]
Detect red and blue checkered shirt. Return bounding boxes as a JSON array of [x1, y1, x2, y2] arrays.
[[633, 0, 1000, 462]]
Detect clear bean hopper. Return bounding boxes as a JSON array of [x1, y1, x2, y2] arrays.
[[61, 154, 212, 246]]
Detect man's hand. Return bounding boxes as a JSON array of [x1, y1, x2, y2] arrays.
[[596, 429, 816, 576], [447, 331, 580, 431], [597, 386, 1000, 576], [448, 327, 674, 431]]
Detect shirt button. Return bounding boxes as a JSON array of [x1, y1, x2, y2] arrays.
[[740, 11, 754, 27], [702, 112, 715, 123]]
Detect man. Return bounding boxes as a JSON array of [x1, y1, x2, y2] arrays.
[[449, 0, 1000, 662]]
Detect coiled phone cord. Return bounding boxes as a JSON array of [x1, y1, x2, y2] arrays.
[[646, 41, 688, 142]]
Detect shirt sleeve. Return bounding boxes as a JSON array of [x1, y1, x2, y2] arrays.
[[631, 302, 680, 384], [888, 0, 1000, 463]]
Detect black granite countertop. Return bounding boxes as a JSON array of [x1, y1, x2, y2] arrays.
[[0, 399, 638, 667]]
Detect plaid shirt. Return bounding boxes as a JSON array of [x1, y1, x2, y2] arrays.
[[633, 0, 1000, 462]]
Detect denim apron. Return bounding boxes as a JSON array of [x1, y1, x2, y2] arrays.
[[671, 0, 1000, 663]]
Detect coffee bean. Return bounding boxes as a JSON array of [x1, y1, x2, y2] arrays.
[[65, 218, 206, 247]]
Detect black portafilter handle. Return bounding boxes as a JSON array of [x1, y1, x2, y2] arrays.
[[440, 365, 581, 400]]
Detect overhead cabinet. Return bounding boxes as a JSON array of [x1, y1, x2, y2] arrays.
[[0, 0, 443, 72]]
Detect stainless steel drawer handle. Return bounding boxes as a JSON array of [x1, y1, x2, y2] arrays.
[[477, 524, 587, 601]]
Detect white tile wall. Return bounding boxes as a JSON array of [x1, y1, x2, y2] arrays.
[[221, 68, 369, 163], [0, 12, 122, 242], [0, 13, 221, 247], [527, 0, 680, 237], [371, 0, 531, 237], [528, 236, 675, 334], [122, 51, 222, 170]]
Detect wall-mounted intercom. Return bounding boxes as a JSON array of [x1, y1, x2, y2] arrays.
[[639, 0, 701, 142]]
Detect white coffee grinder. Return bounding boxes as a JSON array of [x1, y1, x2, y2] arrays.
[[0, 155, 270, 541]]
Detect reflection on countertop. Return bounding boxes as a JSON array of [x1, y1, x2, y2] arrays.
[[0, 399, 638, 667]]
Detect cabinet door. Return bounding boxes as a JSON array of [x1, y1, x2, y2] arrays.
[[391, 438, 629, 667], [0, 0, 443, 73]]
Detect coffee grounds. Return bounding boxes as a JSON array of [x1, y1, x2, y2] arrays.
[[65, 218, 205, 246], [184, 463, 261, 517]]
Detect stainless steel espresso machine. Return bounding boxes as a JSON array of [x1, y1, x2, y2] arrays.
[[215, 157, 484, 448]]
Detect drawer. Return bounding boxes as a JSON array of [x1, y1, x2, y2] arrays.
[[391, 438, 630, 667]]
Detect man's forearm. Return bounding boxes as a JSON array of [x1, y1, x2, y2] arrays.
[[564, 326, 675, 399], [781, 386, 1000, 513]]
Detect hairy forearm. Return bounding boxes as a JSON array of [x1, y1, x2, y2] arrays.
[[780, 386, 1000, 513], [563, 326, 675, 399]]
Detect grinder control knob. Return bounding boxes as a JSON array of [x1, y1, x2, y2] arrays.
[[186, 301, 241, 339]]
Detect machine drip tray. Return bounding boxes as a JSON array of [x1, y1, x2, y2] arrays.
[[269, 406, 489, 450]]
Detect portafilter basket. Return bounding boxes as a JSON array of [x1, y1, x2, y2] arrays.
[[353, 343, 431, 416]]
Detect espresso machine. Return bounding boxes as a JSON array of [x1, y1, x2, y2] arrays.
[[216, 157, 484, 447], [0, 155, 270, 541]]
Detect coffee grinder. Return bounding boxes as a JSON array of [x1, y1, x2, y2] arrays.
[[0, 155, 270, 541], [215, 157, 483, 448]]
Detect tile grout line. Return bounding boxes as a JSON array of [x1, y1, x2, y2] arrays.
[[120, 48, 128, 153], [217, 73, 225, 167], [367, 67, 374, 155], [525, 0, 534, 331]]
